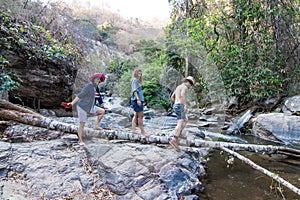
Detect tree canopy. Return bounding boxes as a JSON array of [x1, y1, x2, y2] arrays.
[[165, 0, 300, 112], [1, 0, 299, 113]]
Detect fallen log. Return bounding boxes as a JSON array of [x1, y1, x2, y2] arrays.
[[220, 147, 300, 196], [226, 109, 253, 134], [189, 139, 300, 157], [1, 101, 300, 157], [0, 99, 42, 117], [3, 106, 294, 155], [0, 109, 78, 134], [1, 99, 300, 196]]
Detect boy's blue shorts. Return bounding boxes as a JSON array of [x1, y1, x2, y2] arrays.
[[173, 103, 186, 120]]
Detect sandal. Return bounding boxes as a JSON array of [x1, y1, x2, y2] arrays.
[[61, 102, 72, 108]]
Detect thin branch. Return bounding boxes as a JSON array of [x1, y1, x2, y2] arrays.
[[220, 146, 300, 196]]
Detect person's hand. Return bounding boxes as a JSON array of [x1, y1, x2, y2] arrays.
[[100, 104, 108, 110], [137, 99, 142, 106], [184, 105, 188, 113]]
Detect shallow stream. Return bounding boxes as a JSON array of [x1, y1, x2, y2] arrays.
[[143, 117, 300, 199], [199, 136, 300, 200], [107, 98, 300, 199]]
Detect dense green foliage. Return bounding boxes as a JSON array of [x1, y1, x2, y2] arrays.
[[212, 0, 296, 101], [0, 57, 19, 93], [2, 0, 299, 112], [112, 39, 171, 110], [166, 0, 300, 109], [142, 82, 171, 111], [1, 12, 80, 62]]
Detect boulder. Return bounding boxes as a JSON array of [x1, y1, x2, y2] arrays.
[[252, 113, 300, 145], [282, 95, 300, 115], [7, 62, 77, 109]]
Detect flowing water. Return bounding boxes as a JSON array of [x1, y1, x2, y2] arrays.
[[198, 137, 300, 200]]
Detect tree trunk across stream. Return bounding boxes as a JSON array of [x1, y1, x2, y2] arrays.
[[0, 99, 299, 199]]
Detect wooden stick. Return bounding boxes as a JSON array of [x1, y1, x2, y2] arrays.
[[220, 146, 300, 196]]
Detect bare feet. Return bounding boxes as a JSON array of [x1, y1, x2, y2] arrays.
[[131, 131, 148, 136], [169, 138, 180, 151], [178, 133, 187, 139], [78, 142, 85, 146]]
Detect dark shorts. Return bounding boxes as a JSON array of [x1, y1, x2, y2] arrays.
[[173, 103, 186, 120], [131, 100, 144, 112]]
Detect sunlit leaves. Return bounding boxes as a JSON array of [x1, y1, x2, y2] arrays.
[[0, 57, 19, 93]]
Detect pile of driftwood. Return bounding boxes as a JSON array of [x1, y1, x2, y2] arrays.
[[0, 99, 299, 196]]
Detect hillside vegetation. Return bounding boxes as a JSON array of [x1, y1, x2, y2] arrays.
[[1, 0, 300, 114], [0, 0, 167, 108]]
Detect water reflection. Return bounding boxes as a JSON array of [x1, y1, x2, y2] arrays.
[[199, 149, 300, 200]]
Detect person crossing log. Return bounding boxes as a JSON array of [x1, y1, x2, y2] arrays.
[[1, 99, 300, 155], [0, 99, 300, 196]]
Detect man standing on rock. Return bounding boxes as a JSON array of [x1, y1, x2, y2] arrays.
[[62, 73, 106, 146], [169, 76, 195, 151]]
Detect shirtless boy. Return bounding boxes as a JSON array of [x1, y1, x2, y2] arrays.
[[169, 76, 195, 150]]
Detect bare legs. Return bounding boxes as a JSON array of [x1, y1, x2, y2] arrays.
[[131, 111, 145, 134], [78, 122, 85, 146], [94, 108, 105, 130], [78, 108, 105, 146], [131, 112, 137, 133], [177, 118, 188, 139], [169, 118, 188, 150]]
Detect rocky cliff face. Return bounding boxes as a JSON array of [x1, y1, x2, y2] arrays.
[[7, 59, 77, 109], [1, 12, 80, 109]]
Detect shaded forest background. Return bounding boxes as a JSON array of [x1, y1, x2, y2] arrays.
[[0, 0, 299, 115]]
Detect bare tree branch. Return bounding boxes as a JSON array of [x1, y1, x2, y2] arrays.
[[220, 147, 300, 196]]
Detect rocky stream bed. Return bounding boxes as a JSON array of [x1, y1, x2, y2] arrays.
[[1, 96, 300, 199]]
